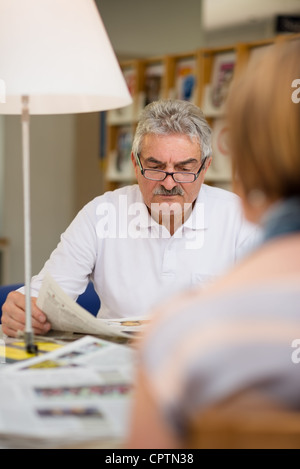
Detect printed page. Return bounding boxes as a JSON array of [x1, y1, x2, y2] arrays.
[[2, 335, 135, 374], [0, 363, 133, 446], [101, 316, 151, 335], [37, 273, 129, 340], [0, 336, 135, 447]]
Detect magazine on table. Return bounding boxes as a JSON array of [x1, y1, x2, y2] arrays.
[[0, 335, 135, 448]]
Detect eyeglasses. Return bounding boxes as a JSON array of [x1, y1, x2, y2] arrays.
[[136, 154, 207, 183]]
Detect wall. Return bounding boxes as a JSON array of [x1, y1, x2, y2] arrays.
[[97, 0, 300, 57], [202, 0, 300, 30], [0, 116, 4, 237], [203, 19, 275, 48], [3, 115, 75, 283], [74, 112, 105, 214], [202, 0, 300, 47], [96, 0, 204, 58]]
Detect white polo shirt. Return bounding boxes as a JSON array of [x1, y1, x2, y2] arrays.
[[29, 184, 259, 319]]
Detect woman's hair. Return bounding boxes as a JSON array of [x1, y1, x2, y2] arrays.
[[132, 99, 212, 162], [227, 40, 300, 200]]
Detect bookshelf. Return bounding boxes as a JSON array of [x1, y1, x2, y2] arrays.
[[198, 45, 236, 190], [103, 33, 300, 193]]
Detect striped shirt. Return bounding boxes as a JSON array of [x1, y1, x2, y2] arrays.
[[141, 284, 300, 436]]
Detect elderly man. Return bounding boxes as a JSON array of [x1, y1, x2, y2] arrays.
[[2, 99, 258, 337]]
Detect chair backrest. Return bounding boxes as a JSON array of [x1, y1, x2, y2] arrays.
[[0, 282, 100, 322], [0, 283, 23, 323], [187, 391, 300, 449], [76, 282, 100, 317]]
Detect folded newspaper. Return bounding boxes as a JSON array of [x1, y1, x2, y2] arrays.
[[37, 274, 150, 342]]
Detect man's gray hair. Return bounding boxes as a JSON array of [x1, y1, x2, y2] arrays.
[[132, 99, 212, 161]]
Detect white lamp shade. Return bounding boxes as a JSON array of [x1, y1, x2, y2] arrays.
[[0, 0, 132, 114]]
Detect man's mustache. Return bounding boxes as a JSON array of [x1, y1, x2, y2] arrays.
[[153, 185, 184, 196]]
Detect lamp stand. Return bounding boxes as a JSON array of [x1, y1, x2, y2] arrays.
[[21, 95, 38, 354]]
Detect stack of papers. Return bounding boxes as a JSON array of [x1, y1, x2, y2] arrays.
[[0, 336, 136, 448], [0, 274, 150, 448], [0, 339, 62, 364]]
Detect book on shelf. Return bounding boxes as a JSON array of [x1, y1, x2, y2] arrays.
[[202, 51, 236, 117], [106, 124, 135, 182], [211, 51, 236, 109], [206, 118, 232, 182], [107, 66, 137, 125], [143, 62, 164, 106], [123, 66, 137, 97], [170, 57, 196, 102]]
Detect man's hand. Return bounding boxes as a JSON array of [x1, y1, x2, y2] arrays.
[[1, 291, 51, 337]]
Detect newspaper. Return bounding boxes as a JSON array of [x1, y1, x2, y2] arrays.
[[37, 273, 149, 341], [3, 333, 135, 374], [0, 335, 136, 448]]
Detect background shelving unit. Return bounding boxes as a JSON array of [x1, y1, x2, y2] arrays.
[[104, 33, 300, 193], [198, 45, 236, 190]]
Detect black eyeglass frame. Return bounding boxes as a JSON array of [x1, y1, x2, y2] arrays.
[[136, 154, 208, 183]]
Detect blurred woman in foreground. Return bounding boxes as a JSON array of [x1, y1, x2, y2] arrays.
[[127, 39, 300, 449]]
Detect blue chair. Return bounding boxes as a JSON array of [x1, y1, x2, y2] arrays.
[[76, 282, 100, 317], [0, 282, 100, 323]]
